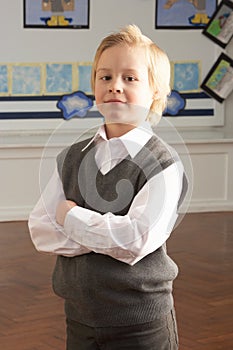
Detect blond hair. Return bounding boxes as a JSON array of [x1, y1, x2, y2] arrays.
[[91, 24, 171, 125]]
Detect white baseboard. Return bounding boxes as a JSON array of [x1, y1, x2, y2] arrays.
[[188, 200, 233, 213], [0, 206, 31, 222]]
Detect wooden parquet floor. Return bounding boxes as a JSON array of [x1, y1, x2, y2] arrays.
[[0, 212, 232, 350]]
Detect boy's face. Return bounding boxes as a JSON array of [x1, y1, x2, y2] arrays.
[[94, 44, 154, 126]]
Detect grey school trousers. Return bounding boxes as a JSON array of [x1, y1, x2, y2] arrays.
[[66, 309, 179, 350]]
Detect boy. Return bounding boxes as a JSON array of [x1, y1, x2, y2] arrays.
[[29, 25, 187, 349]]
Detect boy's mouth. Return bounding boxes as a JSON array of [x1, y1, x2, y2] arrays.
[[104, 99, 126, 103]]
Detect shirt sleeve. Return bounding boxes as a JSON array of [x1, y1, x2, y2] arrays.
[[28, 167, 92, 257], [63, 161, 184, 265]]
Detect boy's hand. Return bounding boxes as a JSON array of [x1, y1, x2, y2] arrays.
[[56, 200, 77, 226]]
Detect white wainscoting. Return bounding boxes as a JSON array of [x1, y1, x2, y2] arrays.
[[184, 140, 233, 212], [0, 120, 233, 221]]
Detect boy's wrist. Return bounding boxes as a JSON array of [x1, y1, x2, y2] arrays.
[[56, 200, 77, 226]]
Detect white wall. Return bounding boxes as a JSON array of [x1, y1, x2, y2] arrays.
[[0, 0, 233, 220]]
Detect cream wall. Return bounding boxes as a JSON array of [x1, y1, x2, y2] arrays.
[[0, 0, 233, 221]]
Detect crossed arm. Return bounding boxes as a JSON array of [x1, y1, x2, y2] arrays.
[[29, 161, 183, 265]]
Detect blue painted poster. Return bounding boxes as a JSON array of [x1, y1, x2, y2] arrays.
[[155, 0, 217, 29]]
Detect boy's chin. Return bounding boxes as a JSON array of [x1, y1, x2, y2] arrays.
[[104, 114, 144, 127], [97, 103, 149, 125]]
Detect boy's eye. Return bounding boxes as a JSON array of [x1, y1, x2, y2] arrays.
[[125, 76, 136, 82], [102, 76, 111, 81]]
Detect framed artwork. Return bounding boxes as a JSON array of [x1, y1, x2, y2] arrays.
[[202, 0, 233, 48], [171, 61, 201, 92], [24, 0, 90, 29], [155, 0, 217, 29], [200, 53, 233, 103]]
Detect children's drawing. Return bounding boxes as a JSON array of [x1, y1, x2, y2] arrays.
[[201, 53, 233, 103], [202, 0, 233, 48], [45, 63, 73, 95], [172, 61, 201, 92], [155, 0, 217, 29], [11, 64, 42, 96], [57, 91, 93, 119], [77, 63, 92, 94], [164, 90, 186, 116], [42, 0, 74, 26], [0, 65, 9, 95], [24, 0, 89, 28]]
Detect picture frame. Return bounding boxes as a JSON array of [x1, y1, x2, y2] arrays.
[[24, 0, 90, 29], [155, 0, 217, 29], [200, 53, 233, 103], [202, 0, 233, 48]]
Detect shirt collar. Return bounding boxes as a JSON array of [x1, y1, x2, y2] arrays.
[[120, 122, 153, 158], [82, 122, 153, 158], [81, 125, 107, 152]]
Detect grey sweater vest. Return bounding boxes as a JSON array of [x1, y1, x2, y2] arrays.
[[52, 135, 181, 327]]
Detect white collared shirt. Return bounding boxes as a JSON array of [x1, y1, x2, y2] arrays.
[[29, 122, 184, 265]]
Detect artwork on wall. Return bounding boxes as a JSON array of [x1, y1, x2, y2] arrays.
[[0, 60, 203, 97], [0, 60, 217, 122], [155, 0, 217, 29], [24, 0, 90, 29], [200, 53, 233, 103], [202, 0, 233, 48], [77, 63, 92, 94], [45, 63, 74, 94], [11, 64, 43, 96], [0, 62, 92, 97], [164, 90, 186, 116], [171, 61, 201, 92], [0, 65, 9, 95], [57, 91, 93, 119]]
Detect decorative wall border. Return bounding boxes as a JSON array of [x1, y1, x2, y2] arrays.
[[0, 62, 92, 97], [0, 61, 223, 125], [0, 92, 214, 119]]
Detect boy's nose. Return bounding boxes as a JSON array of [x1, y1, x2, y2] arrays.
[[108, 79, 123, 93], [109, 87, 123, 93]]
